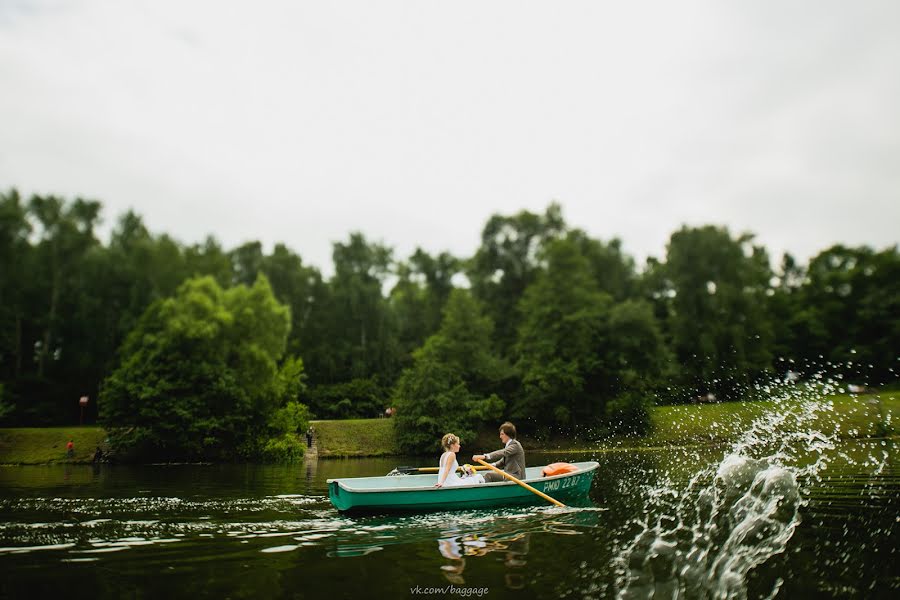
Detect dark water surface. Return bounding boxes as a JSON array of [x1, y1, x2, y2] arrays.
[[1, 436, 897, 599]]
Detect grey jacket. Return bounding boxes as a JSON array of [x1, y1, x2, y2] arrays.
[[485, 439, 526, 480]]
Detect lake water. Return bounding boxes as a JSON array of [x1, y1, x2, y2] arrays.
[[1, 397, 898, 599]]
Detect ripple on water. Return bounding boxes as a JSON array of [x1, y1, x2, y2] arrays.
[[0, 493, 335, 556], [1, 492, 611, 566]]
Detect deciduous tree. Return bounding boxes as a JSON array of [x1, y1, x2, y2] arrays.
[[393, 289, 507, 454], [99, 275, 307, 460]]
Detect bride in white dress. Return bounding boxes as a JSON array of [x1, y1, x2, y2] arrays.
[[435, 433, 485, 487]]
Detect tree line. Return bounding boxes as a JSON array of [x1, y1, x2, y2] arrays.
[[0, 189, 896, 456]]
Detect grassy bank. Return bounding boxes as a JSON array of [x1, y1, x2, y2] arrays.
[[0, 427, 108, 465], [311, 418, 399, 457], [638, 392, 898, 449], [526, 391, 899, 453], [315, 390, 899, 457]]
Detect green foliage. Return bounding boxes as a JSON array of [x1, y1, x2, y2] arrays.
[[649, 225, 775, 395], [259, 433, 306, 462], [513, 237, 670, 431], [306, 376, 389, 419], [468, 203, 567, 356], [393, 289, 508, 454], [515, 242, 588, 422], [0, 193, 251, 427], [260, 244, 331, 379], [427, 289, 509, 384], [0, 384, 13, 421], [0, 191, 31, 390], [237, 400, 309, 462], [410, 249, 461, 332], [604, 388, 653, 437], [512, 239, 605, 426], [389, 262, 432, 363], [568, 229, 637, 301], [273, 356, 307, 407], [268, 400, 309, 435], [26, 194, 102, 382], [99, 275, 308, 461], [388, 248, 462, 365], [604, 300, 672, 386], [788, 245, 900, 383], [184, 236, 233, 288], [308, 232, 402, 384]]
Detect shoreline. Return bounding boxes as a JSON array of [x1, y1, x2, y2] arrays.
[[3, 391, 896, 464], [4, 435, 897, 466]]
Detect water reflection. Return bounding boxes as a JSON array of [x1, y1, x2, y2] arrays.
[[321, 503, 606, 591], [437, 530, 530, 589], [304, 458, 318, 483]]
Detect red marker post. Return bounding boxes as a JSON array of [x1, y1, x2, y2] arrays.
[[79, 396, 89, 425]]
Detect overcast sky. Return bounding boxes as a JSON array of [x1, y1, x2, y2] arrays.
[[1, 0, 898, 275]]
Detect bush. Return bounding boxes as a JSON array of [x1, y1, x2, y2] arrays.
[[245, 400, 309, 462], [268, 401, 309, 436], [260, 434, 306, 462], [99, 275, 309, 462]]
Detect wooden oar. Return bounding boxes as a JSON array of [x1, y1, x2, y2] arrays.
[[475, 458, 565, 508], [388, 465, 491, 475]]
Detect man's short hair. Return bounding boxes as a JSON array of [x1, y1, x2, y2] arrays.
[[499, 422, 516, 439]]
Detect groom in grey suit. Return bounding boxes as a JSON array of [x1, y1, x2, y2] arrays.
[[473, 421, 525, 482]]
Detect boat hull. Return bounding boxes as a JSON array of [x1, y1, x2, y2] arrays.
[[327, 461, 599, 512]]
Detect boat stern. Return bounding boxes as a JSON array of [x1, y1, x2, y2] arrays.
[[328, 479, 353, 512]]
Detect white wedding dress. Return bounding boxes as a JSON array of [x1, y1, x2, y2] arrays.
[[439, 451, 485, 487]]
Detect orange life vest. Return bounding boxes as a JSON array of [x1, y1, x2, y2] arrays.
[[542, 462, 578, 477]]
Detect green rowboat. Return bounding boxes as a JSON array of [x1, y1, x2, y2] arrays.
[[328, 460, 599, 512]]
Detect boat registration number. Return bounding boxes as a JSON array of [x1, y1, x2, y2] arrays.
[[542, 474, 581, 492]]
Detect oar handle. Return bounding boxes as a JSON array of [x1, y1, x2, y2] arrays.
[[393, 465, 491, 474], [475, 459, 565, 508]]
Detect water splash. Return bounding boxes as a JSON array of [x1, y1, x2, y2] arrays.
[[615, 377, 852, 599]]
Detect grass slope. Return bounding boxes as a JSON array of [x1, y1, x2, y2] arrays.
[[643, 392, 898, 448], [311, 418, 398, 457], [0, 426, 108, 465]]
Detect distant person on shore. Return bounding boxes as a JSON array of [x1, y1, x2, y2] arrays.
[[473, 422, 525, 482], [92, 446, 103, 463], [306, 427, 313, 448], [435, 434, 485, 488], [66, 439, 74, 458]]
